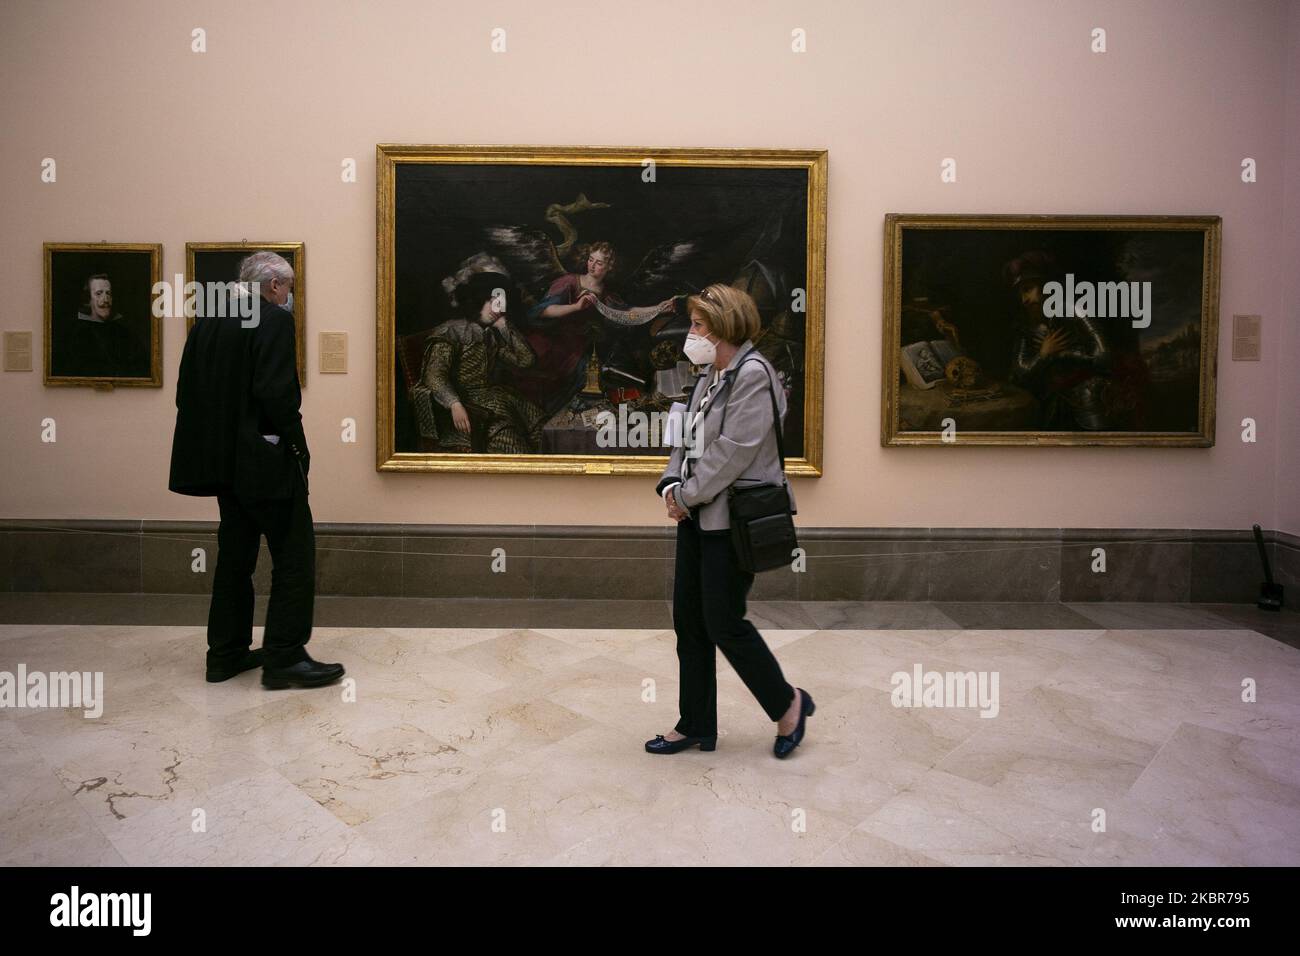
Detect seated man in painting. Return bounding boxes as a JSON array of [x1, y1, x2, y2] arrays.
[[418, 272, 548, 454]]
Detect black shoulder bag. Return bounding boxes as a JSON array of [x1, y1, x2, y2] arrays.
[[717, 355, 799, 573]]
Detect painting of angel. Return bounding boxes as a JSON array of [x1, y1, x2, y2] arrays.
[[375, 145, 826, 476]]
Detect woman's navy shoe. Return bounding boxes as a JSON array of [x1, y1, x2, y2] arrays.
[[645, 733, 717, 754], [773, 688, 815, 758]]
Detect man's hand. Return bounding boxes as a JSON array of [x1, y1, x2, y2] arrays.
[[451, 401, 471, 435], [1039, 328, 1070, 357]]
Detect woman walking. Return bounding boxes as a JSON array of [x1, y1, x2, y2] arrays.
[[647, 283, 813, 759]]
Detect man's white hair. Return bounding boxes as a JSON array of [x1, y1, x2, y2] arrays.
[[237, 251, 293, 285]]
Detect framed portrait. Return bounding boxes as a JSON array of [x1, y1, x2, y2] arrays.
[[376, 144, 827, 476], [185, 242, 306, 385], [44, 242, 162, 387], [882, 214, 1221, 446]]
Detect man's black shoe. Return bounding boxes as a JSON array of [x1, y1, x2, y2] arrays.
[[206, 648, 264, 683], [261, 656, 346, 690]]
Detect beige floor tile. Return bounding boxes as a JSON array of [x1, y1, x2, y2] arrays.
[[855, 769, 1160, 866], [1114, 722, 1300, 865], [102, 769, 393, 866], [279, 719, 476, 826]]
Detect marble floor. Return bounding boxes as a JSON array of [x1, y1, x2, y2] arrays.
[[2, 602, 1299, 866]]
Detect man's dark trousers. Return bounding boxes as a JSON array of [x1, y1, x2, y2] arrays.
[[207, 470, 314, 671]]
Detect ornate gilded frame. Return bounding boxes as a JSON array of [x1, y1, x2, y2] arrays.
[[43, 242, 163, 388], [375, 144, 827, 476], [881, 214, 1221, 446], [185, 241, 307, 386]]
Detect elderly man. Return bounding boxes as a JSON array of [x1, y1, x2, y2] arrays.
[[169, 251, 344, 689]]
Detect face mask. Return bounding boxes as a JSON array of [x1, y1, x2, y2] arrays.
[[683, 332, 717, 365], [282, 292, 294, 312]]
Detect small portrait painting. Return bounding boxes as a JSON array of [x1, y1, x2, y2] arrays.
[[45, 243, 161, 386]]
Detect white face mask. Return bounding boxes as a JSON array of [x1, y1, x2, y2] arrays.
[[683, 332, 717, 365], [282, 292, 294, 312]]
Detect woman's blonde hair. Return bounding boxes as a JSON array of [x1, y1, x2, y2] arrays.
[[687, 283, 761, 345]]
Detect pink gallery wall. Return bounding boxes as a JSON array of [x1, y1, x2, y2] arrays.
[[0, 0, 1294, 531]]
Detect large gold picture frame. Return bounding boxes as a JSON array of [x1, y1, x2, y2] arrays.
[[882, 214, 1221, 446], [43, 242, 162, 388], [376, 144, 827, 476], [185, 241, 307, 386]]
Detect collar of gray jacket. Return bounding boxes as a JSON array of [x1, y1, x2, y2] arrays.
[[700, 339, 757, 379]]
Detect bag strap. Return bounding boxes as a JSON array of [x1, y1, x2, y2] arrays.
[[717, 350, 787, 478]]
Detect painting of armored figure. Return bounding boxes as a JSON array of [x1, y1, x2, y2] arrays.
[[882, 215, 1220, 446]]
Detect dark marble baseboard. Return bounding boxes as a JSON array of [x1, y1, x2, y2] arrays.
[[0, 520, 1296, 606], [1, 594, 1297, 650]]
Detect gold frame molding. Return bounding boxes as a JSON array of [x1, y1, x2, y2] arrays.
[[881, 214, 1221, 447], [375, 144, 827, 476], [43, 242, 163, 389], [185, 241, 307, 386]]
